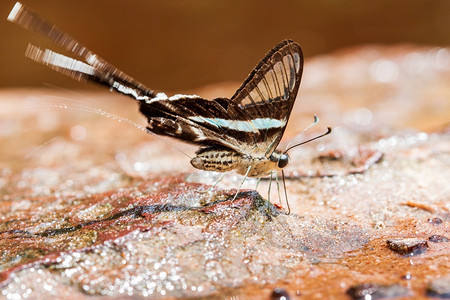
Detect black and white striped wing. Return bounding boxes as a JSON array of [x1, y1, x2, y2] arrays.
[[139, 40, 303, 157], [139, 94, 260, 152], [7, 2, 155, 101], [229, 39, 303, 156]]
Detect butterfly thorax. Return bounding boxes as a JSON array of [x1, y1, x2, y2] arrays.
[[190, 146, 289, 178]]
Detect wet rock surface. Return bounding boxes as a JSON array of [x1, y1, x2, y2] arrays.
[[1, 45, 449, 299], [0, 177, 370, 297]]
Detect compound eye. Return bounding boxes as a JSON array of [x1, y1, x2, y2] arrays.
[[277, 154, 289, 169]]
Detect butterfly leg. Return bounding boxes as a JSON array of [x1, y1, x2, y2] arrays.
[[265, 172, 276, 212], [281, 170, 291, 215], [275, 172, 282, 207], [201, 172, 227, 193], [232, 166, 252, 201], [267, 172, 273, 203], [255, 177, 262, 191]]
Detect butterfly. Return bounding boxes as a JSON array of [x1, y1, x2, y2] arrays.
[[8, 2, 331, 209]]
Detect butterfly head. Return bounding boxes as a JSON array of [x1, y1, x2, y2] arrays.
[[270, 151, 290, 170]]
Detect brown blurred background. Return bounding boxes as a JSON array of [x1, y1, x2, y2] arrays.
[[0, 0, 449, 93]]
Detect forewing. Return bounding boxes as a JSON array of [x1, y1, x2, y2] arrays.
[[230, 40, 303, 156], [139, 40, 303, 156]]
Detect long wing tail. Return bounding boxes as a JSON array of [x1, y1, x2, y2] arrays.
[[7, 2, 156, 101]]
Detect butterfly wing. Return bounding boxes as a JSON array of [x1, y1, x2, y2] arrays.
[[8, 2, 155, 101], [139, 40, 303, 157], [229, 39, 303, 156], [139, 94, 256, 152]]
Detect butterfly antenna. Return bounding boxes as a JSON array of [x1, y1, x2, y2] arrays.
[[284, 115, 319, 151], [281, 170, 290, 215], [284, 126, 332, 153]]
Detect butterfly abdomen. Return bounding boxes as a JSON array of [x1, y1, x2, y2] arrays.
[[190, 146, 241, 173], [190, 145, 283, 178]]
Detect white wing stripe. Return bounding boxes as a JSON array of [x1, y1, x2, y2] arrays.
[[189, 117, 285, 133], [36, 48, 96, 75], [145, 93, 201, 104], [7, 2, 22, 22]]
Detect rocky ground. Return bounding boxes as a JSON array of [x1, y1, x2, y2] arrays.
[[0, 45, 449, 299]]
